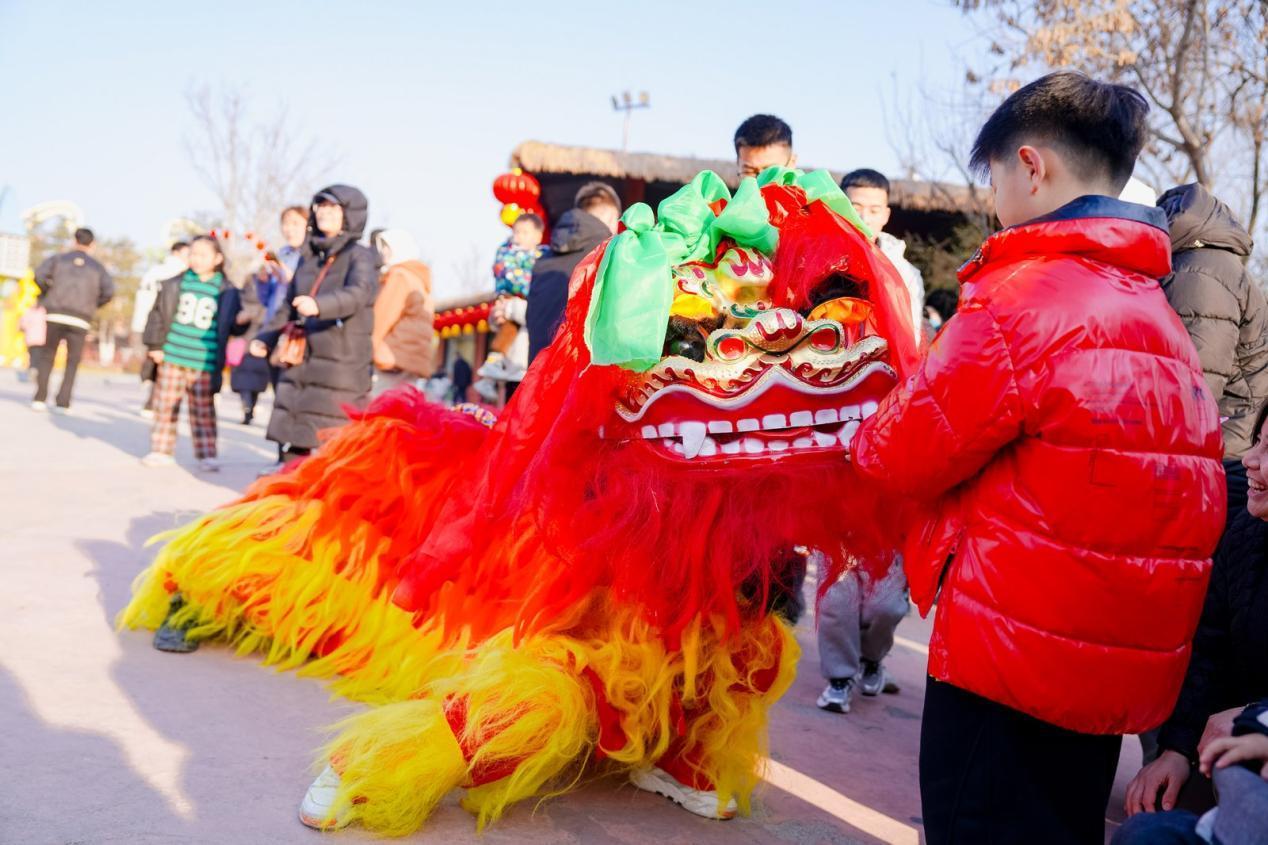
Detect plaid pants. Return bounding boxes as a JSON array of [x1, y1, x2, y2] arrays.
[[151, 362, 218, 459]]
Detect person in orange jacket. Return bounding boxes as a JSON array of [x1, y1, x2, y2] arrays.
[[850, 72, 1227, 844], [370, 228, 434, 397]]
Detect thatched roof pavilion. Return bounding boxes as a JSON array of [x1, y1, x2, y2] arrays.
[[509, 140, 990, 240]]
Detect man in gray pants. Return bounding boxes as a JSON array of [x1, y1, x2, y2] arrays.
[[816, 556, 909, 713]]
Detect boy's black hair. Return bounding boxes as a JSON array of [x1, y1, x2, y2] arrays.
[[969, 71, 1149, 189], [575, 182, 621, 213], [73, 227, 94, 246], [514, 213, 545, 230], [926, 288, 960, 322], [733, 114, 792, 153], [171, 240, 189, 253], [840, 168, 891, 196]]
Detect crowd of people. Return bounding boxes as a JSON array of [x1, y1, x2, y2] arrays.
[[22, 68, 1268, 844]]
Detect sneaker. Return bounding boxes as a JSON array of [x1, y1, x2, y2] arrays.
[[152, 595, 199, 653], [477, 353, 507, 381], [50, 405, 71, 416], [197, 458, 220, 473], [139, 408, 155, 420], [817, 679, 854, 713], [860, 659, 901, 695], [630, 766, 737, 820], [30, 401, 47, 413], [298, 764, 352, 830], [140, 452, 176, 467]]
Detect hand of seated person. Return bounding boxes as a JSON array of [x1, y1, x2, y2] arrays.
[[1200, 733, 1268, 779]]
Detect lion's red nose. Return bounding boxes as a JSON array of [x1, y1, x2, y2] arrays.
[[750, 308, 804, 350]]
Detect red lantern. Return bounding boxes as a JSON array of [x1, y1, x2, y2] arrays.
[[492, 168, 541, 207]]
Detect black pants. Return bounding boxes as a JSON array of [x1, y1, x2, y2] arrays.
[[920, 677, 1121, 845], [32, 322, 87, 408]]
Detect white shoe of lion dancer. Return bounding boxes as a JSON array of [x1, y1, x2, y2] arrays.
[[298, 765, 352, 831], [630, 766, 738, 820]]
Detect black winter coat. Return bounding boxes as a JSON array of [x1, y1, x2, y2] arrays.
[[230, 277, 281, 395], [1159, 183, 1268, 458], [256, 184, 376, 450], [35, 249, 114, 322], [525, 209, 612, 363], [141, 273, 244, 394], [1157, 507, 1268, 759]]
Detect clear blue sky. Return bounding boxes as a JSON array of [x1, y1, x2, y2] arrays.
[[0, 0, 982, 299]]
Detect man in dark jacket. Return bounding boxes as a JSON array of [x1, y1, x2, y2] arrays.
[[1159, 183, 1268, 511], [252, 185, 377, 460], [525, 182, 620, 363], [31, 227, 114, 412]]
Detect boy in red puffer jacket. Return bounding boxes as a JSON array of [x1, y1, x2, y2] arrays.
[[851, 71, 1226, 844]]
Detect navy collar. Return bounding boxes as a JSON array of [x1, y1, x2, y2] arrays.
[[1023, 194, 1167, 232]]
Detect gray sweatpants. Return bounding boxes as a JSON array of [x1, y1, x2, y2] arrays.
[[816, 556, 910, 681]]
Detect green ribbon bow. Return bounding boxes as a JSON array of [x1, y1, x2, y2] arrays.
[[584, 166, 869, 371]]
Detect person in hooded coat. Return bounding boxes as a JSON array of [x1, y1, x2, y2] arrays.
[[1158, 183, 1268, 513], [251, 185, 376, 458], [525, 182, 620, 363]]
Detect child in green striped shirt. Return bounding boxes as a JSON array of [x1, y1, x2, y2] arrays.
[[141, 236, 245, 471]]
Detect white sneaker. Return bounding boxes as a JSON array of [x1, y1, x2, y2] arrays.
[[197, 458, 220, 473], [30, 401, 47, 413], [140, 452, 176, 467], [817, 679, 854, 713], [630, 766, 737, 820], [298, 765, 351, 830], [49, 405, 71, 416], [139, 408, 155, 420]]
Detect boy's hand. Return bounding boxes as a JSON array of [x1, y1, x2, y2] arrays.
[[293, 295, 319, 317], [1199, 733, 1268, 779], [1198, 707, 1242, 756], [248, 340, 269, 358], [491, 297, 510, 326], [148, 349, 164, 363], [1124, 750, 1191, 815]]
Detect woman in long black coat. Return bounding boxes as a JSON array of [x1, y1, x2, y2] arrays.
[[250, 184, 376, 458]]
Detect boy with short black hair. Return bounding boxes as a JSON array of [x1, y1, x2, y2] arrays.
[[734, 114, 795, 179], [840, 168, 924, 345], [851, 71, 1226, 842]]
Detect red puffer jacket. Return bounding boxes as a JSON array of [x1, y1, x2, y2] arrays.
[[853, 196, 1226, 735]]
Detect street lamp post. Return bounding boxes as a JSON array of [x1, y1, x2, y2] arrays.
[[611, 90, 650, 152]]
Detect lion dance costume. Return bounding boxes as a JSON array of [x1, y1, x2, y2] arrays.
[[120, 168, 919, 834]]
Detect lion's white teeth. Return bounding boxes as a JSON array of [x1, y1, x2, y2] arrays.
[[679, 421, 708, 459], [761, 413, 787, 430], [861, 400, 879, 418], [641, 425, 657, 439], [768, 440, 789, 452], [721, 440, 742, 455], [707, 420, 733, 434], [813, 431, 838, 447], [839, 419, 860, 445], [789, 410, 814, 427], [737, 418, 760, 432], [840, 404, 861, 421], [742, 437, 765, 454], [794, 437, 815, 450], [658, 422, 677, 437], [815, 408, 839, 425]]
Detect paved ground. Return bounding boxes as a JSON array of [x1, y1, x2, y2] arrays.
[[0, 369, 1142, 844]]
